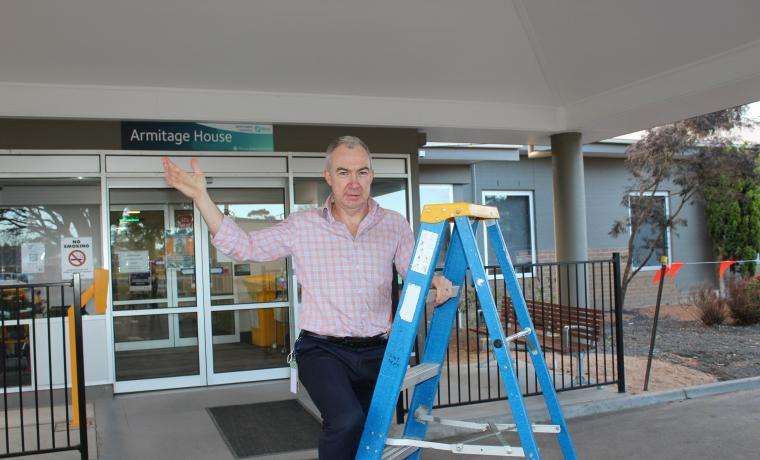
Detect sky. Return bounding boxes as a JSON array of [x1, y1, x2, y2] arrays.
[[736, 101, 760, 143], [615, 101, 760, 143]]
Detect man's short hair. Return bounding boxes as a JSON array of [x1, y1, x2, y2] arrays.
[[325, 136, 372, 171]]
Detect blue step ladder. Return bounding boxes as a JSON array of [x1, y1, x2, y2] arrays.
[[357, 203, 578, 459]]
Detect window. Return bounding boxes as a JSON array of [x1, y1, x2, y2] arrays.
[[0, 178, 102, 316], [0, 178, 102, 387], [628, 192, 671, 269], [419, 184, 454, 209], [482, 191, 536, 269]]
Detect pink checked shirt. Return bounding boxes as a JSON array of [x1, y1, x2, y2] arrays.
[[211, 197, 415, 337]]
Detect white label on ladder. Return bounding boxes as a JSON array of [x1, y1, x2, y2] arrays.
[[399, 284, 422, 322], [410, 230, 439, 275]]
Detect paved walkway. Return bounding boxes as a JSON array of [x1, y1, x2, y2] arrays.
[[425, 388, 760, 459], [17, 384, 760, 459]]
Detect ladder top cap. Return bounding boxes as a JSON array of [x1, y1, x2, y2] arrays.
[[420, 202, 500, 223]]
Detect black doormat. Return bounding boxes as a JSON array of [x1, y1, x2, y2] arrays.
[[208, 399, 321, 458]]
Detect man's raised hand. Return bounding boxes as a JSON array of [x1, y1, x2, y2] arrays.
[[162, 157, 207, 200]]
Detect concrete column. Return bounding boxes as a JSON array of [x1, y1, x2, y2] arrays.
[[551, 132, 588, 307]]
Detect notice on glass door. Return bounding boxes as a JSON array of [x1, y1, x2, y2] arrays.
[[117, 250, 150, 273], [165, 228, 194, 269], [21, 242, 45, 274]]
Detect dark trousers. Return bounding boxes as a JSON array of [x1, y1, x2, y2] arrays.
[[295, 333, 386, 460]]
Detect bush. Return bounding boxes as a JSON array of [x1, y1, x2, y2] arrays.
[[690, 285, 727, 326], [726, 276, 760, 326]]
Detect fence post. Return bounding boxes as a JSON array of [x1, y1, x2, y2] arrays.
[[612, 253, 626, 393], [71, 274, 89, 459]]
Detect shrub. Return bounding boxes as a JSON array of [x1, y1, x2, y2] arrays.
[[689, 285, 727, 326], [726, 276, 760, 325]]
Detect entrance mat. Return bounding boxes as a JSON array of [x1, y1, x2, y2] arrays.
[[208, 399, 321, 458]]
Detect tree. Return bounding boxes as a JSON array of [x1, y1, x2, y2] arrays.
[[701, 147, 760, 276], [609, 106, 755, 306]]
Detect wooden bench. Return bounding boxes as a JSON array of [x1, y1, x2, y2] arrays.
[[470, 298, 603, 354], [468, 298, 604, 385]]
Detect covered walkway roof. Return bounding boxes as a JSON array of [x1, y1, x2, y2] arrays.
[[2, 1, 760, 144]]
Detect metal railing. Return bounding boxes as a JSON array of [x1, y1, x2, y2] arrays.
[[396, 254, 625, 419], [0, 274, 88, 459]]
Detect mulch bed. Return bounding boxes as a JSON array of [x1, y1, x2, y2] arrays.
[[623, 308, 760, 381]]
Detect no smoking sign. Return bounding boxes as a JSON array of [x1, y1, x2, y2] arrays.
[[68, 250, 87, 267], [61, 237, 93, 279]]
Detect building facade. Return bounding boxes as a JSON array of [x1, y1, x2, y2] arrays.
[[418, 143, 716, 310]]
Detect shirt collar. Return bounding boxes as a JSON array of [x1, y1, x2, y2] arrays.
[[321, 195, 380, 225]]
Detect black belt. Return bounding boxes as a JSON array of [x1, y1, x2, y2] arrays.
[[301, 330, 388, 348]]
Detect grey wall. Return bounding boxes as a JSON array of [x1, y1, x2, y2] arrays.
[[0, 119, 121, 149], [419, 164, 471, 185]]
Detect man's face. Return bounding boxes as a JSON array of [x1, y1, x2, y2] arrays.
[[324, 145, 374, 211]]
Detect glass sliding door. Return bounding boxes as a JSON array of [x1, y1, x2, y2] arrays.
[[109, 186, 204, 391], [202, 186, 290, 384]]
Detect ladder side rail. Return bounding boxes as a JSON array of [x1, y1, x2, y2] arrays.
[[357, 221, 449, 459], [486, 221, 578, 460], [455, 216, 542, 460], [402, 219, 470, 452]]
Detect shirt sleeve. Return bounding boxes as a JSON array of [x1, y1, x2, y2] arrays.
[[210, 214, 294, 262], [394, 218, 415, 280]]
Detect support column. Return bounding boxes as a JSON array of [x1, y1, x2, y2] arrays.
[[551, 132, 588, 307]]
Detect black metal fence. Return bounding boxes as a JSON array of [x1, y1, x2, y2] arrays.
[[0, 275, 88, 459], [397, 254, 625, 418]]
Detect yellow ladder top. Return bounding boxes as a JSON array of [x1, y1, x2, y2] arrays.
[[420, 202, 500, 223]]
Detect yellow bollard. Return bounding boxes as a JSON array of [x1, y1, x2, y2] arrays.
[[67, 307, 80, 428], [68, 268, 109, 428]]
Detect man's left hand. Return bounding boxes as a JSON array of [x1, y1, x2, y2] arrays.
[[431, 275, 457, 306]]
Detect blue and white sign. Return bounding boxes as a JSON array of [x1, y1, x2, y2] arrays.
[[122, 122, 274, 151]]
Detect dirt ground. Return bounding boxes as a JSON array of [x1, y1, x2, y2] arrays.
[[623, 355, 717, 394], [636, 303, 702, 322], [624, 305, 760, 384]]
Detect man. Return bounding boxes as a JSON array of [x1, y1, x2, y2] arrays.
[[163, 136, 454, 459]]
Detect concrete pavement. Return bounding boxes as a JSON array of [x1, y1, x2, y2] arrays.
[[425, 388, 760, 459]]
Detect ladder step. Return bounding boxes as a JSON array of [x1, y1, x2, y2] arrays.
[[504, 327, 533, 343], [414, 411, 561, 434], [401, 363, 440, 392], [385, 438, 525, 457], [381, 443, 420, 460]]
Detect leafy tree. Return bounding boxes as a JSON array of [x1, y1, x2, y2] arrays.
[[701, 147, 760, 276], [609, 106, 755, 306]]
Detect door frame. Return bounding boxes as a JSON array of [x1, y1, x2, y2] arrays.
[[107, 178, 208, 393], [199, 178, 291, 385]]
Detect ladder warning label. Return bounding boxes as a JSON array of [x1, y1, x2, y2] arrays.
[[410, 230, 439, 274], [399, 284, 421, 322]]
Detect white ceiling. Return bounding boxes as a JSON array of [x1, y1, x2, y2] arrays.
[[2, 0, 760, 144]]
